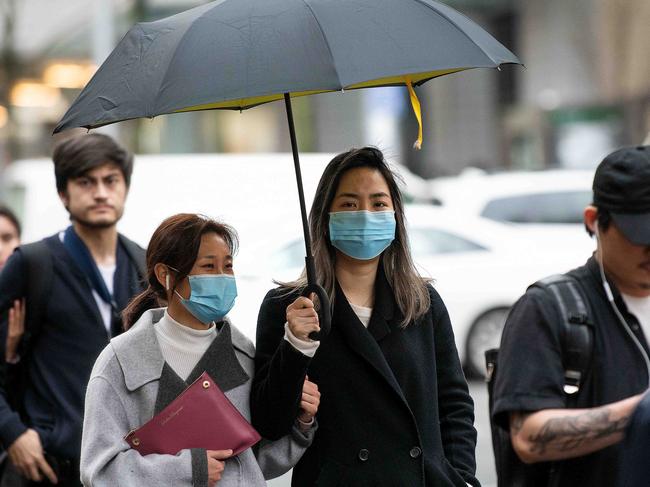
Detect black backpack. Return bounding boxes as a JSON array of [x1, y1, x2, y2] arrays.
[[5, 236, 146, 414], [485, 274, 594, 487]]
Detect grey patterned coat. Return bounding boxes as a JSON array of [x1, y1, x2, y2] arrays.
[[80, 309, 314, 487]]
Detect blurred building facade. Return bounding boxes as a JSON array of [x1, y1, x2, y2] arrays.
[[1, 0, 649, 176]]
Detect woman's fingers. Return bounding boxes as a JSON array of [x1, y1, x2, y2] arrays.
[[206, 450, 230, 486], [302, 379, 319, 396], [207, 449, 233, 461], [300, 378, 321, 416], [290, 314, 319, 329], [287, 296, 320, 340], [301, 386, 321, 404], [300, 393, 319, 415], [287, 296, 315, 311]]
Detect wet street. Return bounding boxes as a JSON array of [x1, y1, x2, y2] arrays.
[[269, 379, 497, 487]]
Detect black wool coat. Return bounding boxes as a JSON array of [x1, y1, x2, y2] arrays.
[[251, 265, 479, 486]]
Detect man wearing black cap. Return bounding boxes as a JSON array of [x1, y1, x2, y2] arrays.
[[491, 146, 650, 487]]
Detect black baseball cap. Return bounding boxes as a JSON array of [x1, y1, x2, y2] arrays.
[[593, 145, 650, 245]]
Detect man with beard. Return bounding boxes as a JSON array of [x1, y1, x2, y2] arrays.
[[0, 134, 145, 486], [492, 145, 650, 487]]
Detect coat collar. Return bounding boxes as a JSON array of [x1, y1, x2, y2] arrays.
[[112, 309, 166, 391], [331, 262, 407, 404], [366, 261, 403, 341], [45, 234, 105, 328], [112, 308, 252, 393], [45, 232, 142, 335]]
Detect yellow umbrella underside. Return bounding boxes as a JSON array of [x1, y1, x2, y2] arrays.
[[173, 68, 469, 149]]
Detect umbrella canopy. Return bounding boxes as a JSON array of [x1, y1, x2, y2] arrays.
[[54, 0, 521, 338], [54, 0, 519, 131]]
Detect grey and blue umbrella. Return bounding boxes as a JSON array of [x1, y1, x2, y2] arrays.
[[55, 0, 521, 337]]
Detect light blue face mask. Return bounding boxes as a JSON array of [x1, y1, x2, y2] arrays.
[[328, 210, 396, 260], [174, 274, 238, 324]]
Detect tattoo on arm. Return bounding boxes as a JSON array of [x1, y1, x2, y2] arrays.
[[528, 408, 630, 455], [510, 413, 526, 436]]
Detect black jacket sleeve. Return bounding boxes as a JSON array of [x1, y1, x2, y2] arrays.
[[491, 289, 567, 430], [0, 250, 29, 447], [250, 288, 312, 440], [430, 286, 480, 486], [0, 249, 27, 314]]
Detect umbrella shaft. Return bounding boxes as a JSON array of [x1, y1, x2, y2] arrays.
[[284, 93, 316, 285]]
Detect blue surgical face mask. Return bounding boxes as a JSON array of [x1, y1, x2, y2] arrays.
[[328, 210, 396, 260], [174, 274, 238, 324]]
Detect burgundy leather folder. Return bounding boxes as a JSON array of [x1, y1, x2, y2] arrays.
[[124, 371, 261, 456]]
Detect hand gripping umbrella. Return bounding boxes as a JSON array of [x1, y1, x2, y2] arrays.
[[54, 0, 521, 339]]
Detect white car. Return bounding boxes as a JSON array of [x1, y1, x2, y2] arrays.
[[232, 205, 593, 377], [428, 168, 596, 254]]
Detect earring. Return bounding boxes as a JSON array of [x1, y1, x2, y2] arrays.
[[165, 274, 170, 291]]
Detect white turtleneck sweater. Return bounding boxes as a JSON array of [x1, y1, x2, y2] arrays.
[[154, 310, 218, 381]]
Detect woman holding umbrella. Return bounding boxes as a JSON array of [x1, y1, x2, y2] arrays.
[[252, 147, 479, 486], [80, 213, 320, 486]]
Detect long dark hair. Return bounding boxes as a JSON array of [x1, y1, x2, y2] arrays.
[[122, 213, 238, 329], [282, 147, 430, 326]]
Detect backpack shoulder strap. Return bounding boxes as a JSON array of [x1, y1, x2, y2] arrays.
[[118, 234, 146, 280], [485, 275, 595, 487], [18, 240, 54, 347], [531, 274, 593, 399]]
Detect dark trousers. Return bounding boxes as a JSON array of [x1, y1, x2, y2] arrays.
[[0, 456, 81, 487]]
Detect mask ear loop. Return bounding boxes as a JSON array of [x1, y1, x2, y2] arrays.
[[165, 266, 185, 302], [166, 266, 187, 302], [165, 264, 181, 292]]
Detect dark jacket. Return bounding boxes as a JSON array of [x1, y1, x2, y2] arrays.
[[251, 265, 478, 486], [492, 256, 650, 487], [0, 233, 145, 459]]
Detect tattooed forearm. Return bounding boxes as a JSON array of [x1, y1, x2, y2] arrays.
[[510, 412, 527, 436], [528, 408, 630, 455]]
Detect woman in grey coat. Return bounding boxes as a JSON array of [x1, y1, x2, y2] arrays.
[[81, 214, 319, 487]]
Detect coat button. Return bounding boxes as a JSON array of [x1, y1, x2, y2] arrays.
[[358, 449, 370, 461], [409, 446, 422, 458]]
